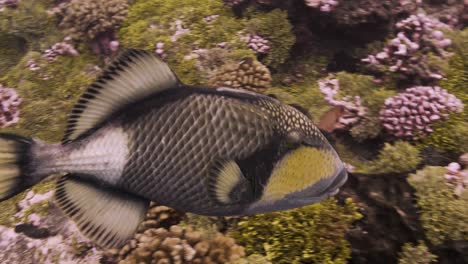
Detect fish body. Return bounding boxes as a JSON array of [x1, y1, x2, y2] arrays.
[[0, 50, 347, 248]]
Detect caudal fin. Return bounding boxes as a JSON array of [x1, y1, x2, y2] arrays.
[[0, 133, 37, 201]]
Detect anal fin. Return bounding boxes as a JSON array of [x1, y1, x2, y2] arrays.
[[54, 174, 149, 248]]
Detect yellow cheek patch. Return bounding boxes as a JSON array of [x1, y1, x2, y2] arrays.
[[260, 147, 338, 201]]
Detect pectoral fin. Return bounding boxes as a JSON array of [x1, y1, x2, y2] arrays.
[[54, 174, 149, 248], [208, 160, 254, 205]]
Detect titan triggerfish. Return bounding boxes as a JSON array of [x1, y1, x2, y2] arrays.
[[0, 49, 348, 248]]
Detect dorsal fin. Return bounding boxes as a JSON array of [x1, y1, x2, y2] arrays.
[[62, 49, 181, 143]]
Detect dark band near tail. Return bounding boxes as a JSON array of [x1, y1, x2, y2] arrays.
[[0, 133, 36, 202]]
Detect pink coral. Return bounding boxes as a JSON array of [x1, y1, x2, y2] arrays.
[[319, 77, 368, 130], [242, 34, 270, 55], [0, 85, 21, 128], [305, 0, 339, 12], [379, 86, 463, 140], [444, 158, 468, 196], [43, 38, 79, 62], [362, 13, 453, 83]]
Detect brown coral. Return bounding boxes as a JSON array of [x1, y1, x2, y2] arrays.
[[209, 58, 272, 93], [108, 225, 245, 264], [137, 203, 185, 232], [56, 0, 127, 53]]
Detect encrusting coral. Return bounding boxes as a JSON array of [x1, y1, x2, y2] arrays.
[[361, 141, 421, 174], [0, 84, 21, 128], [379, 86, 464, 140], [107, 225, 245, 264], [231, 198, 362, 264], [362, 13, 453, 84], [397, 241, 437, 264], [408, 166, 468, 245], [56, 0, 128, 54], [209, 58, 272, 93]]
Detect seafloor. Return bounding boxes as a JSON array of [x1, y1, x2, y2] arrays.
[[0, 0, 467, 263]]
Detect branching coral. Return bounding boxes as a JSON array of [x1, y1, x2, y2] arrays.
[[362, 141, 421, 174], [231, 198, 362, 264], [362, 13, 453, 84], [57, 0, 128, 54], [319, 77, 367, 130], [0, 84, 21, 128], [209, 58, 272, 93], [397, 241, 437, 264], [380, 86, 464, 140], [408, 166, 468, 245], [42, 37, 79, 62], [109, 225, 245, 264]]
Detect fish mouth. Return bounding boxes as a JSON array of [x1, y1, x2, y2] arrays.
[[325, 167, 348, 196]]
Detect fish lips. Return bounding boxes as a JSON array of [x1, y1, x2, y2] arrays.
[[292, 166, 348, 203]]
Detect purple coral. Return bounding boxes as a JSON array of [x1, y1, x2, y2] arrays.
[[379, 86, 463, 140], [319, 78, 367, 130], [305, 0, 339, 12], [0, 85, 21, 128], [222, 0, 246, 7], [43, 38, 79, 62], [243, 34, 270, 55], [362, 14, 452, 83]]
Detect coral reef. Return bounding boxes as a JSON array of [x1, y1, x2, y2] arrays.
[[42, 37, 79, 62], [443, 155, 468, 196], [231, 198, 362, 264], [305, 0, 339, 12], [379, 86, 464, 140], [361, 141, 421, 174], [398, 241, 437, 264], [57, 0, 128, 54], [137, 203, 185, 232], [319, 76, 367, 130], [408, 166, 468, 245], [362, 13, 453, 85], [242, 34, 270, 54], [209, 58, 272, 93], [107, 225, 245, 264], [222, 0, 246, 7], [0, 84, 21, 127]]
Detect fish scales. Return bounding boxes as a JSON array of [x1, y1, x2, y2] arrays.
[[119, 90, 274, 214]]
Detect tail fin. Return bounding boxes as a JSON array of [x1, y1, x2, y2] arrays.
[[0, 133, 38, 201]]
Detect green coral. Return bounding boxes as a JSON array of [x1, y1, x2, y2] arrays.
[[0, 0, 61, 49], [361, 141, 421, 174], [398, 241, 437, 264], [408, 166, 468, 245], [419, 29, 468, 154], [0, 51, 99, 142], [245, 9, 295, 69], [230, 198, 362, 264]]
